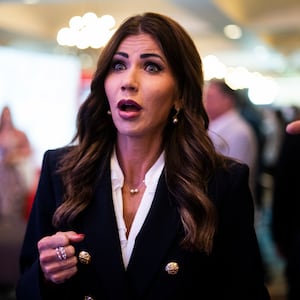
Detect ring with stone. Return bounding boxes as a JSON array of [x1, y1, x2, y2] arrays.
[[55, 246, 67, 261]]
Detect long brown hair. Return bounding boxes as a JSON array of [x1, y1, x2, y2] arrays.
[[53, 12, 225, 254]]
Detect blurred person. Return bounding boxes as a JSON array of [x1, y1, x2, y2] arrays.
[[235, 88, 266, 208], [271, 129, 300, 300], [16, 13, 270, 300], [0, 105, 32, 220], [204, 79, 259, 201], [0, 105, 32, 293], [260, 108, 286, 177]]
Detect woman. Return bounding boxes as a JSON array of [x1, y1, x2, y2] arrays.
[[16, 12, 270, 300], [0, 106, 32, 291], [0, 106, 32, 219]]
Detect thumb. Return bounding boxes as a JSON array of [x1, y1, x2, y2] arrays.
[[65, 231, 85, 244]]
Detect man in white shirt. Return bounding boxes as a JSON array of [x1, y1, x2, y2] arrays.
[[204, 79, 258, 199]]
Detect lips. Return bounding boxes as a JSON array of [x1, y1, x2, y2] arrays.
[[117, 99, 142, 112]]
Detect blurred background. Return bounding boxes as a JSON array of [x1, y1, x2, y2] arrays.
[[0, 0, 299, 165], [1, 0, 300, 299]]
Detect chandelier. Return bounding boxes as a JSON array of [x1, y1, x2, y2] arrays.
[[57, 12, 116, 50]]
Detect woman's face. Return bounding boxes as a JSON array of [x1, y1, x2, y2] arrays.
[[104, 33, 179, 141]]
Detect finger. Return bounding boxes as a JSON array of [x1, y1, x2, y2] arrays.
[[40, 244, 75, 264], [286, 120, 300, 135], [44, 255, 78, 274], [38, 231, 84, 251], [38, 232, 68, 251], [65, 231, 85, 244], [55, 244, 76, 261], [44, 262, 78, 284], [55, 246, 67, 261], [41, 253, 78, 282]]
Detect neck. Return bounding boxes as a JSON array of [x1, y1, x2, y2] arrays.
[[116, 140, 162, 188]]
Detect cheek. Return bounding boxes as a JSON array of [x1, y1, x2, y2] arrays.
[[104, 78, 114, 104], [149, 88, 176, 118], [150, 92, 173, 114], [150, 79, 177, 103]]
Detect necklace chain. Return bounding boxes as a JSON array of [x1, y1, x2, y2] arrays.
[[129, 179, 145, 195]]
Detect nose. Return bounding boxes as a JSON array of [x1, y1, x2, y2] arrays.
[[121, 68, 138, 92], [121, 84, 137, 92]]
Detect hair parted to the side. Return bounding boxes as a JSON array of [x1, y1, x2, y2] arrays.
[[53, 12, 226, 254]]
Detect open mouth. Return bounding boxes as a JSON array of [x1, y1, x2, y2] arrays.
[[118, 100, 142, 112]]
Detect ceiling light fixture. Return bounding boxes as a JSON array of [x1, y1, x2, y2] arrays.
[[223, 24, 242, 40], [57, 12, 116, 50], [24, 0, 40, 4]]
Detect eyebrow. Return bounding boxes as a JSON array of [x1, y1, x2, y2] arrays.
[[115, 51, 163, 60]]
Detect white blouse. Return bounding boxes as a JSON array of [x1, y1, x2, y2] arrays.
[[110, 149, 165, 269]]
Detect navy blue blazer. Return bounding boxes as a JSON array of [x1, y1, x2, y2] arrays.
[[16, 148, 270, 300]]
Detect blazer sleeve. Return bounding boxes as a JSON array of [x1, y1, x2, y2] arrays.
[[16, 149, 67, 299], [209, 161, 270, 300]]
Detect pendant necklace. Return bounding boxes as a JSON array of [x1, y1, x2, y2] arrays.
[[129, 179, 145, 195]]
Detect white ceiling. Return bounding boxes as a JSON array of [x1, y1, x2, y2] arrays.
[[0, 0, 299, 75]]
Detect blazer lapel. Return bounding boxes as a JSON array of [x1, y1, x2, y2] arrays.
[[126, 174, 181, 297], [73, 167, 181, 298], [75, 166, 128, 297]]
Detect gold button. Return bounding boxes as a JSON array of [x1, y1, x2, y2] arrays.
[[165, 262, 179, 275], [79, 251, 91, 264]]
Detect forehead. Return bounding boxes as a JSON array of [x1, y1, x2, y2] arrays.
[[117, 33, 162, 54]]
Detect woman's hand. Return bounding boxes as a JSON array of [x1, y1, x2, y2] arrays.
[[38, 231, 85, 284]]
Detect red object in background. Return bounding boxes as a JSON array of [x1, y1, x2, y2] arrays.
[[24, 169, 40, 220], [79, 70, 93, 106]]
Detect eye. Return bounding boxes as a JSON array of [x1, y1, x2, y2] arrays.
[[145, 62, 162, 73], [111, 60, 126, 71]]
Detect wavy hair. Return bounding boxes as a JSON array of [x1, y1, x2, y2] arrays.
[[53, 12, 225, 254]]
